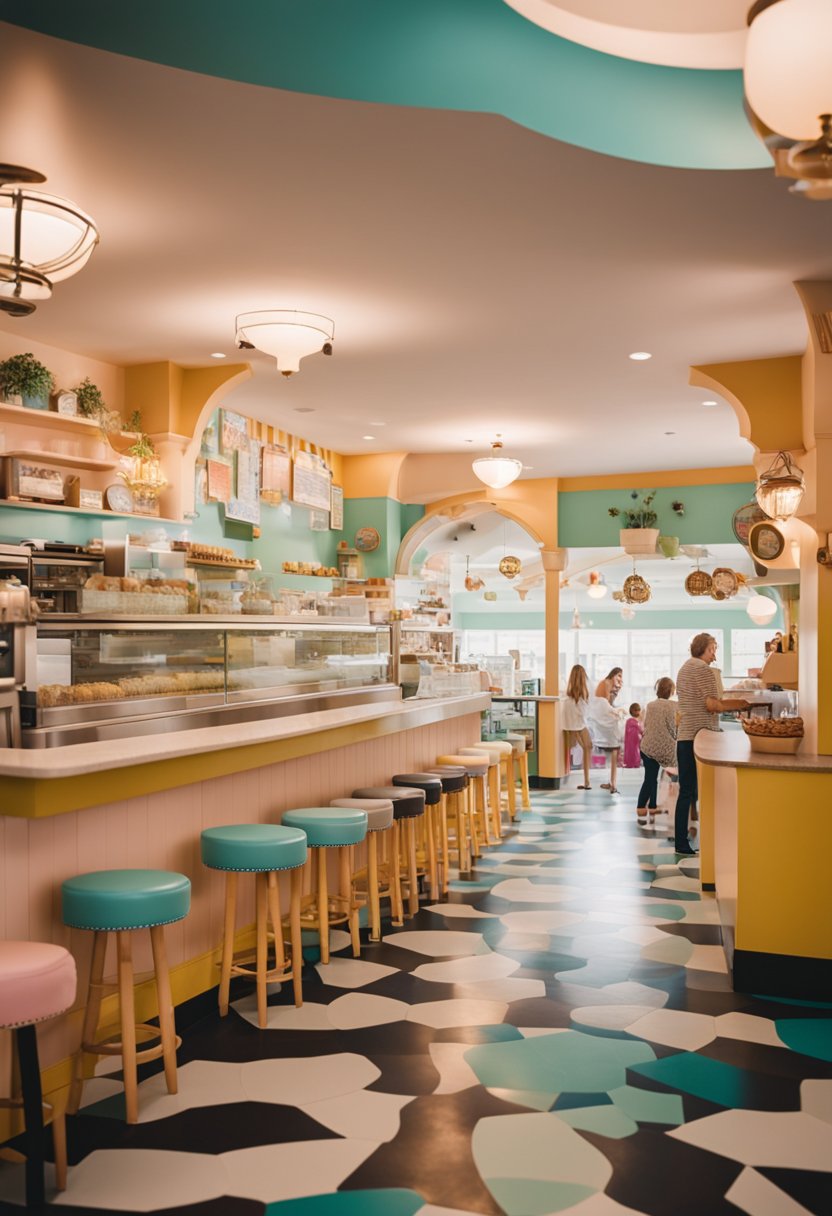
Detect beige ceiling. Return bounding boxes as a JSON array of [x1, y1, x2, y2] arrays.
[[1, 23, 829, 478]]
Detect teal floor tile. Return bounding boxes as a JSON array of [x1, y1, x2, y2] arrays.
[[630, 1052, 758, 1108], [465, 1028, 655, 1094], [775, 1018, 832, 1062], [265, 1191, 424, 1216], [485, 1178, 596, 1215]]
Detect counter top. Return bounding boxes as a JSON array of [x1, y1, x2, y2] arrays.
[[0, 693, 490, 782], [695, 729, 832, 774]]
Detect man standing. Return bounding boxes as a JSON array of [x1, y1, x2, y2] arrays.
[[674, 633, 750, 856]]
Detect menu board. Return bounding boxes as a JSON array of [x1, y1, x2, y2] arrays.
[[207, 459, 231, 504], [227, 442, 261, 524], [309, 508, 329, 532], [330, 484, 344, 530], [220, 409, 249, 454], [261, 444, 292, 501], [292, 449, 332, 511]]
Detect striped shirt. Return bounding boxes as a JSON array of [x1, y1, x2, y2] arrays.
[[676, 657, 720, 741], [640, 698, 678, 769]]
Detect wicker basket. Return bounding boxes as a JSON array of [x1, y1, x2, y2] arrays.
[[685, 569, 713, 596]]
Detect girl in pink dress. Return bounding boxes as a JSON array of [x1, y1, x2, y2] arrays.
[[622, 704, 643, 768]]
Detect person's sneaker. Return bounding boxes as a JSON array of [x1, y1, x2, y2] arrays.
[[674, 844, 699, 856]]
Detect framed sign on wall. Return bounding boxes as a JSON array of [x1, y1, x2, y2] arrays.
[[292, 449, 332, 511], [330, 484, 344, 530]]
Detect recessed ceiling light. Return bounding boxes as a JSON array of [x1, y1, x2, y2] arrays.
[[664, 431, 676, 436], [465, 439, 474, 444], [629, 351, 652, 361], [369, 421, 385, 426], [210, 352, 226, 359], [702, 400, 718, 407], [294, 407, 315, 413], [362, 435, 375, 441]]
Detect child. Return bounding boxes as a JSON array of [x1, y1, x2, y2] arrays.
[[562, 664, 592, 789], [622, 703, 643, 768]]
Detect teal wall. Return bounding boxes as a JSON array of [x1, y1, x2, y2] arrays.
[[342, 497, 425, 578], [457, 609, 782, 634], [558, 483, 755, 548]]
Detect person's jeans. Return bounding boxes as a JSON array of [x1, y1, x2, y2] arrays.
[[675, 739, 698, 850], [637, 753, 660, 810]]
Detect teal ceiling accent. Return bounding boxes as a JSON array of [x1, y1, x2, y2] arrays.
[[0, 0, 768, 170]]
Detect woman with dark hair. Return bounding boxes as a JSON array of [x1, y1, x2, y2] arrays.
[[636, 677, 677, 825]]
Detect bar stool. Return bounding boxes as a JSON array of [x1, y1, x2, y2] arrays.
[[330, 797, 399, 941], [391, 773, 443, 900], [281, 808, 367, 965], [200, 824, 307, 1030], [0, 942, 76, 1207], [428, 765, 471, 886], [506, 731, 532, 809], [482, 735, 518, 820], [62, 868, 191, 1125], [459, 747, 502, 844], [352, 786, 425, 918], [437, 753, 490, 858]]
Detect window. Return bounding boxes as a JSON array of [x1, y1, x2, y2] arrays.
[[731, 628, 769, 677], [459, 630, 546, 679]]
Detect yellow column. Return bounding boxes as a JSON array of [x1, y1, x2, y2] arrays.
[[540, 549, 567, 781]]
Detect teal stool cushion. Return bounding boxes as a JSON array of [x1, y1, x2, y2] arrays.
[[282, 807, 367, 847], [61, 869, 191, 932], [201, 823, 307, 872]]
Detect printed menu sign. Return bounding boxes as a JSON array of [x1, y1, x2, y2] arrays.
[[291, 449, 332, 511]]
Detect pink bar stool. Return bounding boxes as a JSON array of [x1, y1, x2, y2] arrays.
[[0, 941, 77, 1207]]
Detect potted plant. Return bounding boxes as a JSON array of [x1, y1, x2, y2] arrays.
[[75, 377, 122, 435], [608, 491, 660, 555], [0, 352, 55, 410]]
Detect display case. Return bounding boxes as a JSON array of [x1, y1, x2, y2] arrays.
[[22, 618, 397, 747], [482, 695, 559, 782]]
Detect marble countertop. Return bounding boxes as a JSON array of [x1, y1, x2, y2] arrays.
[[0, 693, 491, 781], [695, 729, 832, 774]]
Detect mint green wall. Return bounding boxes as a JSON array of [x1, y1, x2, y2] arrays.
[[342, 497, 425, 578], [458, 609, 781, 634], [558, 483, 755, 548]]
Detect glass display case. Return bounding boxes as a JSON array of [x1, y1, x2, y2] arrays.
[[482, 696, 558, 781], [22, 618, 397, 746]]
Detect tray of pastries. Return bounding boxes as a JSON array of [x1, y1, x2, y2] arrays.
[[741, 715, 804, 753]]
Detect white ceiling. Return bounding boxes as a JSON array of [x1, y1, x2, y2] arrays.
[[1, 24, 829, 477]]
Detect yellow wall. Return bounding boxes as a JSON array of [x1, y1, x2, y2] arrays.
[[690, 356, 803, 453]]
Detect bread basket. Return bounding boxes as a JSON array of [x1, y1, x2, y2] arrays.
[[741, 715, 803, 755]]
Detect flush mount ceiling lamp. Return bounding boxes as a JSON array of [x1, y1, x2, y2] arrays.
[[472, 436, 523, 489], [755, 450, 805, 519], [235, 310, 335, 377], [745, 0, 832, 196], [0, 165, 99, 317]]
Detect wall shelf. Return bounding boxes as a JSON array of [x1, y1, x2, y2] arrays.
[[0, 498, 182, 524], [3, 449, 119, 472], [0, 402, 106, 437]]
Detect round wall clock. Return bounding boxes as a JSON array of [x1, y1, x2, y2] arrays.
[[355, 526, 380, 552], [749, 521, 785, 563], [732, 501, 768, 547], [105, 483, 134, 514]]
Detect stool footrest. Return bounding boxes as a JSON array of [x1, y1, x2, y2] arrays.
[[227, 956, 297, 985], [83, 1023, 181, 1068]]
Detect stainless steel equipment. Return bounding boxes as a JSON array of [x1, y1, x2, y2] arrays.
[[23, 543, 105, 615]]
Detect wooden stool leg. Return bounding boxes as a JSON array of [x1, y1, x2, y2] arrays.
[[440, 796, 449, 894], [367, 831, 381, 942], [317, 847, 330, 965], [406, 818, 419, 916], [116, 931, 138, 1125], [339, 847, 361, 957], [267, 870, 286, 972], [468, 781, 481, 860], [390, 822, 404, 926], [519, 753, 531, 809], [488, 764, 502, 840], [68, 929, 107, 1114], [426, 803, 438, 900], [289, 867, 303, 1007], [51, 1108, 67, 1191], [17, 1025, 45, 1208], [219, 873, 237, 1017], [476, 776, 491, 847], [504, 756, 517, 820], [150, 925, 178, 1095], [255, 872, 269, 1029]]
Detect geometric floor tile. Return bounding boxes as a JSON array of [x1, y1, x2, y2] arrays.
[[265, 1193, 425, 1216], [775, 1019, 832, 1063], [607, 1084, 685, 1126], [428, 1042, 481, 1094], [411, 952, 521, 985], [423, 904, 498, 919], [233, 996, 335, 1031], [640, 935, 694, 965], [685, 944, 730, 973], [625, 1008, 716, 1051], [53, 1150, 226, 1210], [630, 1052, 763, 1109], [465, 1030, 656, 1094], [326, 993, 410, 1029], [555, 1104, 639, 1138], [300, 1090, 415, 1141], [453, 976, 547, 1002], [240, 1054, 380, 1105], [715, 1012, 785, 1048], [600, 981, 669, 1008], [406, 998, 508, 1029], [499, 910, 587, 934], [667, 1109, 832, 1169], [724, 1166, 815, 1216], [314, 957, 399, 989], [489, 879, 582, 903], [570, 1005, 660, 1032], [800, 1078, 832, 1123], [381, 930, 491, 957], [222, 1140, 381, 1203]]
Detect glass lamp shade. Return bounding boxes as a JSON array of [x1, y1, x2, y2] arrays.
[[587, 582, 608, 599], [0, 186, 99, 303], [472, 441, 522, 489], [235, 310, 335, 376], [755, 451, 805, 520], [745, 0, 832, 141], [747, 593, 778, 624]]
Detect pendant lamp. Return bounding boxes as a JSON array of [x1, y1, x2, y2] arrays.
[[755, 450, 805, 520], [472, 437, 522, 489], [235, 310, 335, 377]]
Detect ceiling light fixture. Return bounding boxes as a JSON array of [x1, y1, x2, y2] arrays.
[[628, 351, 652, 361], [0, 164, 99, 317], [362, 435, 375, 441], [747, 592, 778, 624], [755, 450, 805, 519], [235, 310, 334, 377], [745, 0, 832, 198], [472, 435, 523, 489], [210, 352, 226, 359], [587, 572, 608, 599], [702, 400, 718, 407]]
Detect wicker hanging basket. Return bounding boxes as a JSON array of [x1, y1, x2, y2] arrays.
[[622, 573, 651, 604], [685, 569, 713, 597]]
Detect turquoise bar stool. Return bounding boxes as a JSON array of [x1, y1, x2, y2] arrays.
[[0, 941, 76, 1206], [201, 823, 307, 1030], [281, 808, 368, 965], [62, 868, 190, 1125]]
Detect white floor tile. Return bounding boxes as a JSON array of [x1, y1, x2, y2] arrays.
[[327, 993, 409, 1029], [241, 1052, 380, 1105], [301, 1089, 414, 1141]]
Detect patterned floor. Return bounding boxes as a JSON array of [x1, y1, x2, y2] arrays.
[[2, 775, 831, 1216]]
